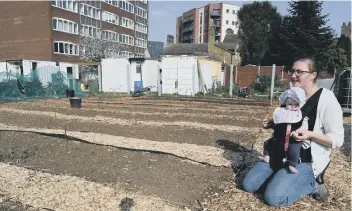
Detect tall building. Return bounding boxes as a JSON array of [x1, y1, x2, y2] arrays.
[[341, 22, 351, 38], [176, 3, 240, 44], [147, 41, 164, 60], [0, 0, 149, 62]]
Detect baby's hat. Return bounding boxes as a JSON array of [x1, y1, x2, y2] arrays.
[[279, 87, 306, 107]]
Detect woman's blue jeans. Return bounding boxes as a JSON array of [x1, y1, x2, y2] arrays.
[[242, 161, 316, 206]]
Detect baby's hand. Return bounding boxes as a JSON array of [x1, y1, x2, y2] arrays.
[[262, 118, 273, 129], [259, 155, 270, 163], [292, 130, 312, 141]]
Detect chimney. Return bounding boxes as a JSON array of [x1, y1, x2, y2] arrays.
[[166, 34, 175, 47], [208, 18, 215, 50]]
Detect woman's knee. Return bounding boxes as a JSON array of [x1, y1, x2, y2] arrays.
[[242, 175, 257, 193], [242, 162, 272, 193], [263, 190, 287, 207]]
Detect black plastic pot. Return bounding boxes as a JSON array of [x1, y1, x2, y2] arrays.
[[66, 90, 75, 98], [69, 98, 81, 108]]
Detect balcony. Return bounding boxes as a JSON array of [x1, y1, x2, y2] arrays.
[[182, 26, 194, 33], [182, 34, 194, 41], [210, 10, 221, 17], [182, 15, 194, 23]]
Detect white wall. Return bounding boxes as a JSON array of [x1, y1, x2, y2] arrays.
[[130, 62, 142, 91], [161, 56, 199, 96], [199, 7, 205, 43], [102, 59, 129, 93], [101, 58, 159, 93], [142, 60, 159, 92], [199, 63, 213, 92], [22, 60, 79, 79], [221, 4, 240, 41], [0, 63, 6, 72], [0, 62, 20, 74]]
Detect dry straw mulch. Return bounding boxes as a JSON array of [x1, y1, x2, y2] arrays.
[[0, 108, 254, 133], [206, 129, 351, 211]]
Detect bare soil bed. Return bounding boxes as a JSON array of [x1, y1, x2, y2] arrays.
[[0, 131, 232, 208], [5, 103, 263, 127], [0, 97, 349, 211], [0, 111, 255, 147]]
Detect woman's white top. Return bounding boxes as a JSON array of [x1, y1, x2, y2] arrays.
[[310, 88, 344, 178]]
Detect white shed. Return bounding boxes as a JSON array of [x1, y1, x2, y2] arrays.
[[161, 56, 213, 96], [101, 58, 159, 93]]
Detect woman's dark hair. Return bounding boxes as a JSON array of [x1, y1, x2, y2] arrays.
[[295, 57, 319, 82]]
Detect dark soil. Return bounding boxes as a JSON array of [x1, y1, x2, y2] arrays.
[[6, 104, 262, 127], [0, 131, 233, 207], [0, 111, 256, 147]]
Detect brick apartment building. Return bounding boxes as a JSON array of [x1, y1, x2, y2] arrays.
[[0, 0, 149, 63], [176, 3, 240, 44]]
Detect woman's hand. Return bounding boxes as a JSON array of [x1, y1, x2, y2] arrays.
[[262, 118, 273, 129], [292, 130, 312, 141]]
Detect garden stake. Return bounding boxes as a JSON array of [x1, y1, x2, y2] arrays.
[[64, 123, 67, 140]]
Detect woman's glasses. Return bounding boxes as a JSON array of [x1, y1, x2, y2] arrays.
[[288, 69, 310, 76]]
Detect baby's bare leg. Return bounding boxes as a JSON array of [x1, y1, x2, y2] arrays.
[[289, 165, 298, 174]]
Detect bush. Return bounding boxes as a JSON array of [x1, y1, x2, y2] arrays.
[[251, 73, 283, 94]]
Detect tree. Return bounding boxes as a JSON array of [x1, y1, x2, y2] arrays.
[[336, 35, 351, 66], [78, 30, 126, 82], [319, 46, 349, 73], [78, 33, 124, 62], [237, 1, 282, 65], [278, 1, 337, 73]]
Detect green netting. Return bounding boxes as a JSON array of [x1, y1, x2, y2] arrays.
[[0, 65, 84, 102]]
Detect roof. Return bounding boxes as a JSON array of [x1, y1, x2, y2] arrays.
[[223, 34, 240, 43], [163, 43, 208, 55], [214, 43, 236, 52]]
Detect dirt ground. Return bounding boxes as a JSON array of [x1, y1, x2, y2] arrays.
[[0, 97, 350, 211]]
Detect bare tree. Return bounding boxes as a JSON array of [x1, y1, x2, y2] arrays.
[[77, 30, 126, 82], [78, 31, 125, 62]]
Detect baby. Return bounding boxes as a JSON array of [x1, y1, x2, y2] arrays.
[[260, 87, 308, 173]]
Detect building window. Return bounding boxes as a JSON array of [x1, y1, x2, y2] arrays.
[[54, 41, 79, 56], [136, 62, 141, 73], [118, 51, 134, 58], [119, 34, 134, 46], [52, 18, 78, 35], [200, 13, 202, 25], [102, 11, 119, 25], [226, 9, 229, 13], [51, 0, 78, 13], [232, 10, 236, 15], [102, 0, 119, 7], [136, 38, 147, 48], [80, 24, 100, 37], [103, 30, 119, 42], [136, 6, 147, 19], [226, 20, 229, 25], [232, 21, 235, 25], [136, 23, 147, 34], [119, 0, 134, 14], [80, 3, 100, 20], [120, 17, 134, 30]]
